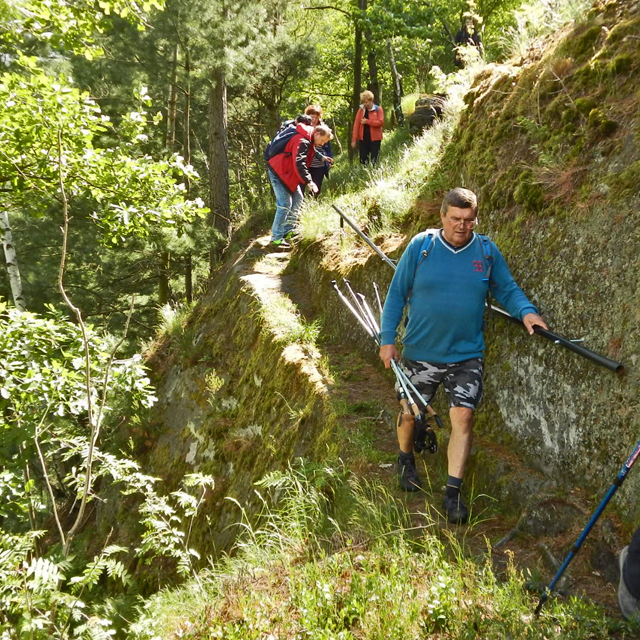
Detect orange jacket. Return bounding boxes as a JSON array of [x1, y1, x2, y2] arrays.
[[352, 104, 384, 143]]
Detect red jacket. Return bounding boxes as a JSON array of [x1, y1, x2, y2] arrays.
[[268, 123, 315, 193], [352, 104, 384, 143]]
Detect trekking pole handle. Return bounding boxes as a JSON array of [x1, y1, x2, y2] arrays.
[[392, 359, 441, 425]]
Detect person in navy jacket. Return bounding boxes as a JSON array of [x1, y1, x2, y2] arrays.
[[267, 121, 332, 248], [379, 188, 547, 523], [304, 104, 334, 196]]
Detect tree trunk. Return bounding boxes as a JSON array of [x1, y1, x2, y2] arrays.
[[158, 251, 170, 306], [387, 38, 404, 127], [364, 0, 379, 105], [350, 0, 366, 163], [183, 44, 193, 303], [0, 210, 26, 310], [208, 64, 230, 268], [165, 44, 179, 150], [159, 43, 179, 304], [184, 254, 192, 303]]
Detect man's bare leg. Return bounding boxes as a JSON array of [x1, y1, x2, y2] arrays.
[[447, 406, 474, 478], [397, 399, 421, 490], [397, 399, 414, 453], [443, 406, 474, 523]]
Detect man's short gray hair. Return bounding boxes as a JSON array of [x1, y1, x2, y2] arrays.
[[440, 188, 478, 215]]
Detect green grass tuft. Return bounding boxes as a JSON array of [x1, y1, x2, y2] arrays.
[[131, 462, 633, 639]]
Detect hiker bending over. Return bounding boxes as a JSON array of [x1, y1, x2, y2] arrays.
[[619, 526, 640, 621], [379, 187, 547, 524], [304, 105, 334, 196], [351, 90, 384, 165], [267, 121, 333, 249]]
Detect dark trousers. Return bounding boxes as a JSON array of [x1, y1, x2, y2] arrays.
[[624, 525, 640, 599], [309, 166, 327, 195], [359, 139, 381, 165]]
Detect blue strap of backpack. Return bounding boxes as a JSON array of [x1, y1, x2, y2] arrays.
[[478, 234, 494, 284], [407, 231, 437, 302]]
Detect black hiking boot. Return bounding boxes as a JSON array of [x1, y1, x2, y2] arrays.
[[442, 493, 469, 525], [397, 454, 422, 492]]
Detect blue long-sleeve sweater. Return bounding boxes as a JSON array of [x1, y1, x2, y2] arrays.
[[380, 230, 538, 363]]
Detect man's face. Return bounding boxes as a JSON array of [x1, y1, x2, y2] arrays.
[[441, 205, 477, 246], [363, 97, 374, 110]]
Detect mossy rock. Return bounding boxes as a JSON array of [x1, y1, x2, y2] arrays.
[[600, 118, 619, 135], [607, 160, 640, 197], [607, 52, 636, 75], [513, 170, 545, 213], [575, 97, 598, 116], [605, 16, 640, 45], [587, 107, 619, 137], [563, 24, 602, 59]]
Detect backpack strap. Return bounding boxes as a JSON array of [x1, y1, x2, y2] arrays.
[[407, 230, 438, 302], [477, 234, 494, 283], [414, 230, 438, 278]]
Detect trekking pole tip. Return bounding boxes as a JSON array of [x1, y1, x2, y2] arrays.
[[534, 592, 548, 617]]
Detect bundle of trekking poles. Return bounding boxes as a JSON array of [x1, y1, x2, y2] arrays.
[[332, 277, 444, 454], [330, 203, 634, 617]]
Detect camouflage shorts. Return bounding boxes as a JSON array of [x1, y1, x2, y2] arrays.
[[396, 357, 484, 410]]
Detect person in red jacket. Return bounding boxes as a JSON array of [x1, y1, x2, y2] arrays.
[[267, 121, 332, 248], [351, 90, 384, 165]]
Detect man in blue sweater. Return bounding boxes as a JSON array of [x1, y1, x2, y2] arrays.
[[379, 188, 547, 524]]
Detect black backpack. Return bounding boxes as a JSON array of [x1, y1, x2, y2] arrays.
[[263, 120, 298, 161]]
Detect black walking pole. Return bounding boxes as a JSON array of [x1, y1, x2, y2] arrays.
[[331, 204, 624, 375], [535, 437, 640, 616]]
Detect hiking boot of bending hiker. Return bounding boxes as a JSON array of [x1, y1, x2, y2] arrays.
[[272, 239, 292, 250], [618, 547, 640, 621], [397, 455, 422, 492], [442, 494, 469, 525]]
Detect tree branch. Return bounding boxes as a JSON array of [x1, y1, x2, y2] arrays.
[[302, 5, 351, 17], [32, 410, 66, 548], [56, 130, 96, 558]]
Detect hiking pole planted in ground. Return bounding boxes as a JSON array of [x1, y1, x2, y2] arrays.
[[331, 204, 624, 375], [534, 436, 640, 616]]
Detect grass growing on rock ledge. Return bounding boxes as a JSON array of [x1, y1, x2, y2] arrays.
[[131, 463, 635, 639]]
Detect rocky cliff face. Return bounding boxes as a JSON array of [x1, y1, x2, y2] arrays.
[[143, 240, 337, 557], [428, 0, 640, 517]]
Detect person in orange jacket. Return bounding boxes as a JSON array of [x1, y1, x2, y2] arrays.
[[351, 90, 384, 165]]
